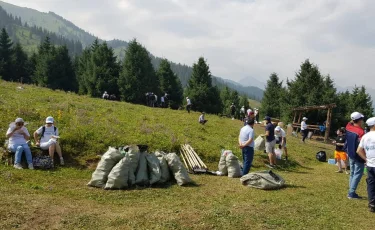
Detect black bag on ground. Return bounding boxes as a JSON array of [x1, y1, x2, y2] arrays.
[[316, 151, 326, 162]]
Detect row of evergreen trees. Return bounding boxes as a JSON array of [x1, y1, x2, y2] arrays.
[[0, 27, 250, 114], [261, 60, 374, 133]]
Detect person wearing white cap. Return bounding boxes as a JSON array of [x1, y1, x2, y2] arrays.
[[240, 106, 245, 121], [357, 117, 375, 212], [6, 118, 34, 169], [301, 117, 309, 143], [346, 112, 365, 199], [275, 125, 288, 161], [186, 97, 192, 113], [102, 91, 109, 100], [34, 116, 64, 166], [254, 108, 260, 124]]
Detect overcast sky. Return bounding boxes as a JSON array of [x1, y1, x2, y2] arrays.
[[3, 0, 375, 88]]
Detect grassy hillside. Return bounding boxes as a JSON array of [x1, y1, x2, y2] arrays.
[[0, 80, 373, 229]]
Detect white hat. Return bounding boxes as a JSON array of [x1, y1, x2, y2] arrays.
[[302, 117, 308, 121], [46, 116, 54, 124], [366, 117, 375, 127], [351, 112, 364, 121], [15, 118, 24, 123], [275, 126, 281, 132]]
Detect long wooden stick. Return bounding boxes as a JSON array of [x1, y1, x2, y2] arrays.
[[185, 145, 200, 168], [183, 146, 198, 169], [186, 144, 207, 169], [180, 152, 189, 170], [181, 147, 195, 169]]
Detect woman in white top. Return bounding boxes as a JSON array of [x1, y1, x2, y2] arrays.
[[6, 118, 33, 169], [34, 116, 64, 165], [301, 117, 308, 143]]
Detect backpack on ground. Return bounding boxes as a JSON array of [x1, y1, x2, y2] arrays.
[[33, 156, 54, 169], [240, 170, 285, 190], [316, 151, 327, 162]]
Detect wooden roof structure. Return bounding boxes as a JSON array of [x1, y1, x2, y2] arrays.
[[292, 103, 336, 142]]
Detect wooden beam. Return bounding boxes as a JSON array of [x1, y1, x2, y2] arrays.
[[293, 111, 297, 124], [324, 108, 332, 142], [292, 103, 337, 111]]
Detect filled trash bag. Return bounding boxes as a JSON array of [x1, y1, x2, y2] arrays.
[[121, 145, 140, 186], [254, 136, 265, 151], [226, 153, 242, 178], [87, 147, 123, 188], [240, 170, 285, 190], [146, 153, 162, 185], [218, 150, 231, 176], [104, 156, 131, 190], [155, 151, 171, 183], [135, 151, 149, 186], [165, 153, 192, 186]]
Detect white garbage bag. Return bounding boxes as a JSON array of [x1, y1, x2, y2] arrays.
[[135, 151, 149, 186], [155, 151, 171, 183], [146, 153, 162, 185], [226, 153, 242, 178], [165, 153, 192, 186], [254, 136, 265, 151]]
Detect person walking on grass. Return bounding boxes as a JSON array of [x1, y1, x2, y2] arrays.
[[239, 118, 255, 175], [6, 118, 33, 170], [357, 117, 375, 212], [275, 125, 288, 161], [199, 112, 208, 125], [240, 106, 245, 121], [301, 117, 309, 143], [186, 97, 192, 113], [230, 103, 236, 120], [333, 127, 348, 174], [346, 112, 365, 199], [264, 116, 277, 168], [34, 116, 64, 166]]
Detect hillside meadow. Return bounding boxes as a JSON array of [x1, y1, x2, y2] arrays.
[[0, 80, 373, 229]]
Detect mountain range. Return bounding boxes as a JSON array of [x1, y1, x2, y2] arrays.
[[0, 1, 264, 100]]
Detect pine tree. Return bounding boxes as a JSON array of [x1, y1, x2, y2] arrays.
[[157, 59, 183, 109], [0, 28, 13, 81], [49, 45, 77, 91], [261, 73, 283, 118], [186, 57, 222, 113], [12, 43, 30, 83], [118, 39, 159, 103]]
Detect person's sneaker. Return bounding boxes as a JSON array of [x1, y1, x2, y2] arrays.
[[14, 164, 23, 170], [348, 193, 362, 199], [336, 170, 343, 173], [266, 164, 275, 169], [345, 171, 349, 175], [28, 163, 34, 170], [369, 204, 375, 213], [60, 158, 65, 166]]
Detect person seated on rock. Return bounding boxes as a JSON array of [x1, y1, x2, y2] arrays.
[[34, 116, 64, 166], [6, 118, 34, 170]]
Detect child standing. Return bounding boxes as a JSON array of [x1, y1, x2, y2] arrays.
[[333, 127, 348, 174]]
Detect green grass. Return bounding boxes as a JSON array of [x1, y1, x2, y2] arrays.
[[0, 80, 373, 229], [249, 99, 261, 109]]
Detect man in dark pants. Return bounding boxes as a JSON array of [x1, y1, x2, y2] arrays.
[[239, 118, 255, 175], [357, 117, 375, 212], [301, 117, 309, 143]]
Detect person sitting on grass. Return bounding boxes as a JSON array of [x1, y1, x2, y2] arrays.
[[34, 116, 64, 166], [275, 125, 288, 161], [199, 112, 207, 125], [357, 117, 375, 212], [333, 127, 348, 174], [6, 118, 34, 170]]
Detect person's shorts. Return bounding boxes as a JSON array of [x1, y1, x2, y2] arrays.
[[40, 139, 57, 150], [334, 150, 347, 161], [266, 140, 276, 153]]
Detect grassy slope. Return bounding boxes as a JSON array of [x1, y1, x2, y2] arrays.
[[0, 82, 372, 229], [249, 99, 261, 109]]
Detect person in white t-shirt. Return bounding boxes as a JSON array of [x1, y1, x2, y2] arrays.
[[186, 97, 192, 113], [357, 117, 375, 212], [301, 117, 308, 143], [275, 125, 288, 161], [34, 116, 64, 165], [6, 118, 34, 170]]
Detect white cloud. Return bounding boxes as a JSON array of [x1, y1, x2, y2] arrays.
[[2, 0, 375, 87]]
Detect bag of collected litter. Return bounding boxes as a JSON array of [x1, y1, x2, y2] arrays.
[[146, 153, 162, 185], [254, 136, 265, 151], [155, 151, 171, 183], [165, 153, 192, 186], [218, 150, 230, 175], [120, 145, 140, 186], [105, 156, 131, 190], [135, 151, 149, 186], [316, 151, 327, 162], [226, 153, 242, 178], [240, 170, 285, 190], [87, 147, 123, 188]]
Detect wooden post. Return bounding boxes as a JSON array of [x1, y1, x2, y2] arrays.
[[293, 112, 297, 124], [297, 112, 303, 133], [324, 108, 332, 142]]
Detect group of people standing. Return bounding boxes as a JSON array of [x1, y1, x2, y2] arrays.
[[5, 116, 65, 169], [145, 92, 169, 108]]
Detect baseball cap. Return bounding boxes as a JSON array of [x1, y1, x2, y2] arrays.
[[264, 116, 271, 121], [275, 126, 281, 132], [15, 118, 24, 123], [46, 116, 54, 124], [351, 112, 364, 121], [366, 117, 375, 127], [302, 117, 308, 121]]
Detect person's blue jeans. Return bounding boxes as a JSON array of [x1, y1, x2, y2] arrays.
[[9, 144, 33, 165], [242, 146, 254, 175], [349, 158, 365, 194], [367, 167, 375, 207]]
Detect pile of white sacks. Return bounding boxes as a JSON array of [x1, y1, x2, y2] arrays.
[[87, 145, 192, 190], [217, 150, 242, 178]]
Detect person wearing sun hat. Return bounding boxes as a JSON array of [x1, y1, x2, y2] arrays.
[[357, 117, 375, 212], [34, 116, 64, 166], [346, 112, 365, 199], [6, 118, 34, 170], [301, 117, 309, 143]]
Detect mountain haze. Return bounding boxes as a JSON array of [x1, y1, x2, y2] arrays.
[[0, 0, 263, 100]]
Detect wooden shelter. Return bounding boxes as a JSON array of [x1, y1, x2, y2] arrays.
[[292, 103, 336, 142]]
